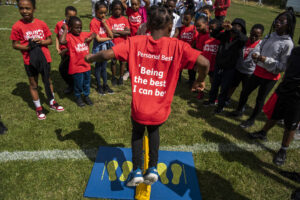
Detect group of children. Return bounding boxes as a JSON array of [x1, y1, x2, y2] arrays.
[[10, 0, 298, 188]]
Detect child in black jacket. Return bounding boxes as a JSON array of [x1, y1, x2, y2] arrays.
[[204, 18, 248, 113]]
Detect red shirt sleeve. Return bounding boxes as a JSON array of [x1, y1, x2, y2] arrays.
[[42, 21, 52, 38], [90, 19, 98, 34], [112, 39, 129, 62], [181, 42, 201, 70], [10, 24, 21, 41]]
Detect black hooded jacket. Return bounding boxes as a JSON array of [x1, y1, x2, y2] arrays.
[[214, 18, 248, 70], [276, 46, 300, 99]]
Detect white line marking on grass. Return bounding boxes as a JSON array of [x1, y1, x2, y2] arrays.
[[0, 142, 299, 163], [0, 28, 11, 30], [73, 0, 81, 4]]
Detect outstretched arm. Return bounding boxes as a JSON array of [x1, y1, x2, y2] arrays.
[[59, 24, 68, 45], [85, 49, 115, 63], [191, 55, 210, 92]]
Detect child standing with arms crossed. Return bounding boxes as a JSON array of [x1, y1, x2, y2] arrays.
[[90, 1, 114, 95], [54, 6, 77, 94], [11, 0, 64, 120], [85, 5, 209, 186], [60, 17, 96, 107], [108, 0, 131, 86]]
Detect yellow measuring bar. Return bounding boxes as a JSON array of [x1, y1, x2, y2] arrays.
[[135, 135, 151, 200]]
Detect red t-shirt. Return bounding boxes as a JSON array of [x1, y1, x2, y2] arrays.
[[254, 65, 281, 80], [54, 20, 68, 51], [202, 37, 220, 72], [66, 32, 92, 75], [10, 18, 52, 65], [214, 0, 231, 17], [112, 35, 201, 125], [108, 16, 130, 45], [243, 39, 261, 59], [195, 32, 210, 51], [90, 18, 111, 38], [126, 7, 144, 36], [178, 25, 198, 45]]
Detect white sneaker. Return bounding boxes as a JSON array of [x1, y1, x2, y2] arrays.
[[143, 167, 158, 185], [126, 168, 144, 187], [294, 129, 300, 140], [123, 71, 130, 81]]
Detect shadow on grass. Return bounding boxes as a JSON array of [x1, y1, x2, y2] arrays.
[[51, 70, 74, 101], [196, 169, 250, 200], [202, 131, 297, 190], [55, 121, 125, 162], [11, 82, 49, 114]]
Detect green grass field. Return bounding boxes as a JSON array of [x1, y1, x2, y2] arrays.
[[0, 0, 300, 199]]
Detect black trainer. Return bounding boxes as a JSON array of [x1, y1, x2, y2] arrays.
[[104, 84, 114, 94], [0, 120, 8, 135], [229, 110, 243, 117], [97, 87, 105, 96], [273, 148, 287, 166], [240, 119, 254, 128], [203, 100, 216, 107], [118, 77, 123, 85], [111, 77, 117, 86], [76, 97, 85, 107], [84, 96, 93, 106], [214, 106, 223, 114], [249, 130, 267, 141]]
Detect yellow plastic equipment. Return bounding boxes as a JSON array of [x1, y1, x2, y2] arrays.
[[135, 135, 151, 200]]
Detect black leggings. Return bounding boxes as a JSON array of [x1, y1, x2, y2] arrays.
[[237, 75, 277, 121], [59, 55, 73, 88], [131, 118, 161, 170]]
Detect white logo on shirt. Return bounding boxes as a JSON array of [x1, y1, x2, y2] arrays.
[[24, 29, 45, 40], [99, 27, 106, 35], [75, 43, 88, 52], [112, 23, 126, 31], [129, 15, 142, 23], [203, 44, 219, 54], [180, 32, 193, 40]]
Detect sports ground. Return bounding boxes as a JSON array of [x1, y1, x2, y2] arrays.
[[0, 0, 300, 199]]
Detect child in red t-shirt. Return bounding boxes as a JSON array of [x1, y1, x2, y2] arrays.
[[90, 1, 114, 95], [54, 6, 77, 94], [60, 16, 96, 107], [193, 15, 210, 95], [213, 0, 231, 22], [121, 0, 149, 36], [177, 9, 198, 83], [85, 5, 209, 187], [10, 0, 64, 120], [108, 0, 130, 86]]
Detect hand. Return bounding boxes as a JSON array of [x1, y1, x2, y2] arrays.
[[61, 24, 67, 30], [191, 81, 205, 92], [222, 20, 232, 31], [252, 53, 259, 63], [57, 48, 62, 54], [258, 55, 266, 63], [85, 54, 93, 63], [32, 38, 42, 45]]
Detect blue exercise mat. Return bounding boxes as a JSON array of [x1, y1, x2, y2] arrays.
[[84, 146, 202, 200]]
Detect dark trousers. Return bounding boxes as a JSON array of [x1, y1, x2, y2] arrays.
[[188, 69, 196, 83], [72, 70, 91, 98], [209, 67, 235, 108], [95, 61, 107, 89], [59, 55, 73, 88], [131, 118, 161, 170], [215, 15, 226, 22], [237, 75, 277, 121]]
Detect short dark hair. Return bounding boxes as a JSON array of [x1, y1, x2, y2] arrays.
[[209, 18, 222, 29], [184, 9, 194, 17], [195, 15, 208, 24], [251, 24, 264, 34], [147, 5, 173, 31], [17, 0, 36, 9], [111, 0, 124, 12], [68, 16, 82, 28], [201, 5, 213, 13], [95, 0, 108, 11], [65, 6, 77, 15]]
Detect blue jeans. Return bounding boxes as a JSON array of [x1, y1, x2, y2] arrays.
[[209, 67, 235, 108], [72, 70, 91, 98], [92, 40, 114, 89]]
